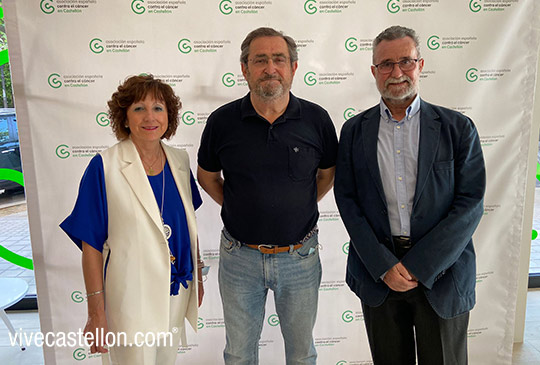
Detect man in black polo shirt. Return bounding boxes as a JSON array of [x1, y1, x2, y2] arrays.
[[197, 27, 338, 364]]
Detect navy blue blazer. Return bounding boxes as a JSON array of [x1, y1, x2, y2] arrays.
[[334, 99, 486, 319]]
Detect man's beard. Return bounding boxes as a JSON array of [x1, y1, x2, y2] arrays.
[[380, 75, 418, 102], [250, 74, 289, 101]]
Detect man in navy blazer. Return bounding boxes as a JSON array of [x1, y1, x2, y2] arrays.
[[334, 25, 486, 364]]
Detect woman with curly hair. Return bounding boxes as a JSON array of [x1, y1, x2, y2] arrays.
[[61, 74, 204, 364]]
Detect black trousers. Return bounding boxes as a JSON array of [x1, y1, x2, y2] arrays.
[[362, 288, 469, 365]]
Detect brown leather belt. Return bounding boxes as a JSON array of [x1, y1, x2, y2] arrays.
[[245, 243, 303, 254], [243, 226, 318, 254]]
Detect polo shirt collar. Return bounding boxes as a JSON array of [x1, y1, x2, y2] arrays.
[[379, 94, 421, 122], [240, 92, 302, 121]]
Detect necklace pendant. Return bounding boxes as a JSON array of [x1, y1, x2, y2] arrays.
[[148, 167, 154, 175], [163, 223, 172, 240]]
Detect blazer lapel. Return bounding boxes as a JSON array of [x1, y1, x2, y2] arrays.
[[162, 143, 190, 209], [119, 138, 166, 240], [413, 100, 441, 209], [362, 108, 387, 207]]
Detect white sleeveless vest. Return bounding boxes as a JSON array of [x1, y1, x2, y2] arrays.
[[100, 138, 199, 343]]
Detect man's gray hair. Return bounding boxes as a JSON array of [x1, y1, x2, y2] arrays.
[[240, 27, 298, 66], [372, 25, 421, 63]]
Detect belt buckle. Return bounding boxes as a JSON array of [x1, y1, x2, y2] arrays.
[[394, 236, 412, 249], [257, 244, 275, 254]]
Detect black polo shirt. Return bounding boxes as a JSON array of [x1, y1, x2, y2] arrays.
[[198, 93, 338, 245]]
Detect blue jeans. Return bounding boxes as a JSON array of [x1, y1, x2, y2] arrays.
[[219, 228, 322, 365]]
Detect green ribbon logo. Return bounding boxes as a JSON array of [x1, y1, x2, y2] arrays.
[[345, 37, 358, 53], [469, 0, 482, 12], [342, 241, 350, 255], [131, 0, 146, 14], [40, 0, 55, 14], [89, 38, 104, 54], [197, 317, 204, 329], [343, 108, 356, 120], [56, 144, 70, 159], [387, 0, 400, 13], [222, 73, 235, 87], [466, 68, 478, 82], [304, 0, 318, 14], [336, 361, 348, 365], [71, 291, 84, 303], [219, 0, 233, 15], [342, 310, 354, 323], [73, 348, 87, 361], [268, 314, 280, 326], [48, 73, 62, 89], [304, 72, 317, 86], [182, 111, 196, 125], [427, 35, 440, 51], [96, 112, 109, 127], [178, 39, 192, 54]]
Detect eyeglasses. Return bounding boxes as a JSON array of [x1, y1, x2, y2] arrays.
[[249, 55, 289, 68], [374, 59, 419, 74]]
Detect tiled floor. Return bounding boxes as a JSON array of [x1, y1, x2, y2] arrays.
[[0, 311, 43, 365], [0, 202, 35, 296]]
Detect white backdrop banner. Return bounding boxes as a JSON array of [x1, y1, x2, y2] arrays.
[[4, 0, 540, 364]]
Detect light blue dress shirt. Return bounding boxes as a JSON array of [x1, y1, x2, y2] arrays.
[[377, 95, 421, 237]]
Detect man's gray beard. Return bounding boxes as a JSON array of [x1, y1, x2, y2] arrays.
[[253, 82, 286, 101], [380, 76, 418, 102]]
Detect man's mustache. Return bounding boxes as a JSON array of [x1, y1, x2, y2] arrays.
[[259, 75, 282, 81], [385, 76, 411, 87]]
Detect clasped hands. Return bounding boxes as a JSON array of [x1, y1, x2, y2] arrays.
[[383, 262, 418, 292]]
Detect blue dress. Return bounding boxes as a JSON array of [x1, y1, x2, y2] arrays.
[[60, 154, 202, 295]]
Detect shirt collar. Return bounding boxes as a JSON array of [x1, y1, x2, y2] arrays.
[[379, 94, 421, 122], [240, 92, 301, 122]]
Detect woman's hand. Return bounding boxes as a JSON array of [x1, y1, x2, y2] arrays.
[[81, 242, 108, 353], [84, 300, 109, 353]]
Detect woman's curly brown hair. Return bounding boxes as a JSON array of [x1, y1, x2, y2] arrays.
[[107, 74, 182, 141]]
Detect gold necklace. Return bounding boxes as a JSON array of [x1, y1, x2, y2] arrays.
[[142, 149, 161, 175]]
